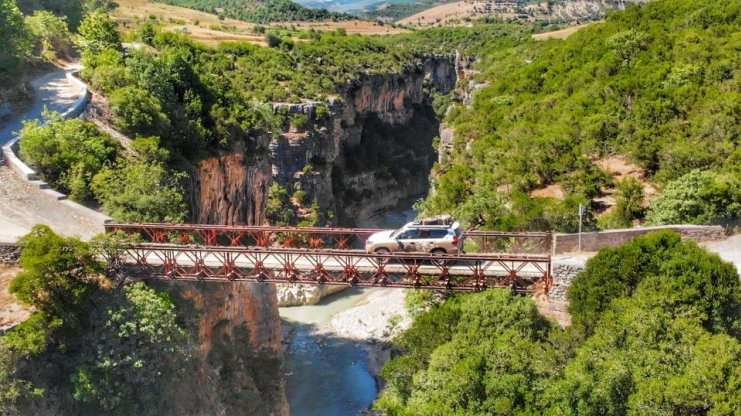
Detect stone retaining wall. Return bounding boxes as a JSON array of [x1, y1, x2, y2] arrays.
[[0, 242, 21, 264], [548, 260, 585, 301], [552, 225, 725, 254]]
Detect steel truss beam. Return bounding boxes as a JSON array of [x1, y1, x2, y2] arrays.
[[105, 223, 552, 255], [100, 244, 552, 293]]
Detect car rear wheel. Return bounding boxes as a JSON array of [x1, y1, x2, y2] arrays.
[[431, 248, 446, 254]]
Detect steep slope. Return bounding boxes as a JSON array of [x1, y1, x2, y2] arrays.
[[421, 0, 741, 230]]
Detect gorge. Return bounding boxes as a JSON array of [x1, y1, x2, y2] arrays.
[[173, 54, 465, 415], [190, 54, 462, 226]]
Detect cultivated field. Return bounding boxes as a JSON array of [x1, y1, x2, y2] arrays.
[[113, 0, 405, 46], [532, 23, 591, 40]]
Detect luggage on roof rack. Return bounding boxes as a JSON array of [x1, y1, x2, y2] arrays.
[[413, 214, 453, 226]]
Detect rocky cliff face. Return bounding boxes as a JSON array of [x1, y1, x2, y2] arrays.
[[191, 54, 461, 226], [156, 280, 290, 416]]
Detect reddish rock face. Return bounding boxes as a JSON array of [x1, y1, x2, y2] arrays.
[[192, 138, 272, 225], [161, 280, 290, 416], [189, 55, 462, 227]]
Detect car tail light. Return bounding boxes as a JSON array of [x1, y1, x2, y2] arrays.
[[453, 235, 459, 245]]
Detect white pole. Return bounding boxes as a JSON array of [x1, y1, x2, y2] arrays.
[[578, 204, 584, 252]]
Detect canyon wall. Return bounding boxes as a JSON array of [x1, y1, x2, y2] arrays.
[[153, 280, 290, 416], [191, 54, 461, 226]]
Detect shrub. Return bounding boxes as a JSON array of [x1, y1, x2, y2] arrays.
[[645, 170, 741, 226], [109, 86, 169, 135], [289, 113, 309, 129], [19, 117, 120, 195], [292, 189, 309, 205]]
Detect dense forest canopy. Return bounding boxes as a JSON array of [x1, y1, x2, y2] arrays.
[[376, 230, 741, 415], [151, 0, 352, 23], [418, 0, 741, 231]]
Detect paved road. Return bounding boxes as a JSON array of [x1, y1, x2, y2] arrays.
[[0, 66, 103, 242], [0, 67, 82, 146], [706, 234, 741, 274]]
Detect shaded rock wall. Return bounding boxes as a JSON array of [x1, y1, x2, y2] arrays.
[[154, 280, 290, 416], [191, 55, 460, 226]]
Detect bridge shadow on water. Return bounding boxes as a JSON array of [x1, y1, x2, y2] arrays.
[[280, 288, 389, 416]]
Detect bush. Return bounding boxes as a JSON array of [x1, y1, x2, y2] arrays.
[[91, 161, 187, 223], [10, 225, 101, 322], [109, 86, 169, 135], [19, 117, 120, 196], [289, 113, 309, 129], [292, 189, 309, 205], [645, 170, 741, 226]]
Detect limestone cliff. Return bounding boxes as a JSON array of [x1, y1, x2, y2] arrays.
[[155, 280, 290, 416], [191, 54, 462, 226]]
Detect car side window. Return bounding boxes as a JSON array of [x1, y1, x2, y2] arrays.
[[417, 230, 431, 238], [430, 230, 447, 238], [398, 229, 419, 239]]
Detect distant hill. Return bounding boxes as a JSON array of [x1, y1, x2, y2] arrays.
[[363, 0, 648, 24], [151, 0, 353, 23]]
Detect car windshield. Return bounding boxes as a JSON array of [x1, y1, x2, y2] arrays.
[[389, 229, 402, 238]]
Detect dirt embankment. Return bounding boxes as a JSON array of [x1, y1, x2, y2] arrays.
[[0, 265, 32, 331]]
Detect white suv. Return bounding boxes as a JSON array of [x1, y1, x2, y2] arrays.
[[365, 216, 464, 254]]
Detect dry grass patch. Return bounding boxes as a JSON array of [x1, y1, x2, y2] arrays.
[[532, 23, 592, 40], [113, 0, 404, 46], [0, 264, 33, 330]]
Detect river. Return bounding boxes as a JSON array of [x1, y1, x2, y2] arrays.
[[279, 196, 420, 415]]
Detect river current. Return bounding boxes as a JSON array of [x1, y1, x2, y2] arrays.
[[279, 197, 419, 415]]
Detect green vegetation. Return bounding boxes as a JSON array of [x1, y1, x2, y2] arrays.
[[377, 230, 741, 414], [0, 0, 31, 86], [19, 116, 187, 221], [19, 115, 121, 201], [419, 0, 741, 230], [0, 227, 191, 415], [151, 0, 352, 23], [25, 10, 74, 60], [645, 169, 741, 226]]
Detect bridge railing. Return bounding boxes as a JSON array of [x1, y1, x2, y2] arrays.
[[99, 244, 552, 293], [463, 231, 552, 255], [104, 223, 552, 255]]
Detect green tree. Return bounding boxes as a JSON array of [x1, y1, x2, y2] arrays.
[[645, 170, 741, 226], [109, 86, 169, 135], [10, 225, 101, 322], [25, 10, 72, 61], [19, 116, 121, 199], [71, 282, 188, 414], [0, 0, 30, 86], [77, 11, 120, 54], [91, 161, 187, 222]]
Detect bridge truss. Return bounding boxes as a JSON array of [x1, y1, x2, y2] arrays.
[[101, 244, 552, 293], [105, 223, 551, 255]]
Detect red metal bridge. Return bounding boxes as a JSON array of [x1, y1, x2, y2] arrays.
[[103, 223, 552, 293]]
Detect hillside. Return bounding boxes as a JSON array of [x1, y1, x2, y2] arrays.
[[369, 0, 645, 26], [419, 0, 741, 231], [111, 0, 404, 45], [151, 0, 353, 23]]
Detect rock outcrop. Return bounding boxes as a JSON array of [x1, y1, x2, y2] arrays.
[[156, 280, 290, 416], [275, 283, 347, 307], [191, 54, 462, 226]]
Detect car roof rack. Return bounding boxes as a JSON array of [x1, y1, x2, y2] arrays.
[[412, 214, 454, 227]]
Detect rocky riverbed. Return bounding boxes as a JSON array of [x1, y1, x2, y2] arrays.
[[280, 287, 411, 415]]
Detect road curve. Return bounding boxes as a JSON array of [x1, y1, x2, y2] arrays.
[[0, 67, 83, 146]]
